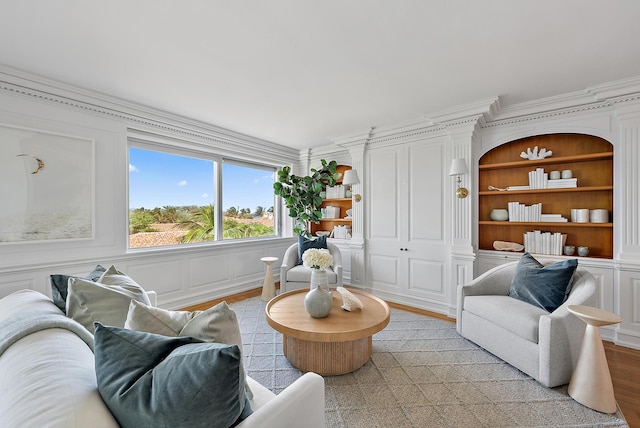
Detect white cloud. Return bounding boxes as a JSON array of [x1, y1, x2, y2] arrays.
[[129, 164, 139, 172], [178, 180, 187, 186], [201, 193, 209, 198]]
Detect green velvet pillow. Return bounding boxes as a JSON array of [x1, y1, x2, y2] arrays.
[[298, 235, 327, 265], [508, 253, 578, 312], [124, 300, 254, 399], [94, 324, 252, 428], [49, 265, 105, 313]]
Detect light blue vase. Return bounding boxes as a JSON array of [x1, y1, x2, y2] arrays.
[[304, 269, 333, 318]]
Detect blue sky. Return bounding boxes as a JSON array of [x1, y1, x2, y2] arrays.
[[129, 148, 275, 211]]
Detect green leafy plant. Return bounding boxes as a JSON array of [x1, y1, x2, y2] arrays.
[[273, 159, 340, 237]]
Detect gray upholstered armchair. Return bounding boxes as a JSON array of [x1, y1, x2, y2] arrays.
[[280, 242, 343, 293], [456, 261, 597, 387]]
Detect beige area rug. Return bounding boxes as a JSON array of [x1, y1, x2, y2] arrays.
[[231, 296, 628, 427]]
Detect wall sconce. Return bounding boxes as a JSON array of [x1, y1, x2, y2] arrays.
[[449, 158, 469, 199], [342, 169, 362, 202]]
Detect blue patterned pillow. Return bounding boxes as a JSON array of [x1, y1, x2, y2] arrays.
[[508, 253, 578, 312], [298, 235, 327, 264], [94, 324, 252, 428]]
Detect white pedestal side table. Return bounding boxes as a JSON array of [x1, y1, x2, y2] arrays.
[[260, 257, 278, 302], [567, 305, 623, 414]]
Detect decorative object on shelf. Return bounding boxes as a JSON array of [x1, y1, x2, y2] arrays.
[[564, 245, 576, 256], [562, 169, 573, 179], [590, 209, 609, 223], [336, 286, 363, 311], [492, 241, 524, 252], [345, 209, 352, 218], [549, 170, 561, 180], [578, 246, 590, 257], [571, 208, 590, 223], [449, 158, 469, 199], [332, 225, 351, 239], [315, 231, 331, 237], [342, 169, 361, 202], [520, 146, 552, 160], [489, 209, 509, 221], [274, 159, 340, 237]]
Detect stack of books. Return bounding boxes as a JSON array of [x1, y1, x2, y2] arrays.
[[521, 168, 578, 189], [325, 185, 346, 198], [528, 168, 549, 189], [332, 225, 351, 239], [320, 206, 340, 219], [540, 213, 568, 222], [547, 178, 577, 188], [508, 202, 542, 222], [523, 230, 567, 256]]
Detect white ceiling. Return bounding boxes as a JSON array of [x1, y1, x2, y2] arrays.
[[2, 1, 640, 149]]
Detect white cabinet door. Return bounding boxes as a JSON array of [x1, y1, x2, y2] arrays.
[[366, 141, 449, 312]]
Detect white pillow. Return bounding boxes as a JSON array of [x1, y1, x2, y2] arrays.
[[125, 299, 252, 399], [125, 300, 243, 352], [66, 265, 150, 333]]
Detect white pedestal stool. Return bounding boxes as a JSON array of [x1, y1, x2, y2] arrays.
[[567, 305, 623, 414], [260, 257, 278, 302]]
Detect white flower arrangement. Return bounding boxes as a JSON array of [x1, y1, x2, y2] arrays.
[[302, 248, 333, 270]]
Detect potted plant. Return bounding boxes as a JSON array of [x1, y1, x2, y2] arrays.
[[273, 159, 339, 237]]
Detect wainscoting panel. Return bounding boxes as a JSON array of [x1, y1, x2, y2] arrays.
[[189, 253, 232, 287], [408, 258, 444, 295]]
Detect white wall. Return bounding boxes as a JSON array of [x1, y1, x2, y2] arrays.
[[0, 67, 298, 309]]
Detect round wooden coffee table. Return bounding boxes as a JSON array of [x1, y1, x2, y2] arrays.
[[265, 288, 390, 375]]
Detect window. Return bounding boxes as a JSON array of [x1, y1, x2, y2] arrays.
[[128, 145, 276, 249], [222, 162, 276, 240]]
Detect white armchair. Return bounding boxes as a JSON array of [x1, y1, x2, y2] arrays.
[[280, 242, 343, 292], [457, 261, 597, 387]]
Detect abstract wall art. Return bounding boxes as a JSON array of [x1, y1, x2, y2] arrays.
[[0, 124, 94, 243]]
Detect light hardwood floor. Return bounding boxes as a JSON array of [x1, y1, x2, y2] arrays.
[[183, 287, 640, 427]]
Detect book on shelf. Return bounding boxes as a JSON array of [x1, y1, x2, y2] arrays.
[[540, 213, 568, 222], [528, 168, 548, 189], [320, 206, 340, 219], [523, 230, 567, 256], [512, 168, 579, 190], [325, 185, 346, 199], [507, 202, 542, 222], [547, 178, 577, 188]]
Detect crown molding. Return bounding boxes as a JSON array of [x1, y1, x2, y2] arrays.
[[427, 96, 500, 125], [0, 65, 298, 162], [483, 75, 640, 129]]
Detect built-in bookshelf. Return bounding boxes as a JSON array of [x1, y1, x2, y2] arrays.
[[310, 164, 353, 239], [478, 134, 613, 259]]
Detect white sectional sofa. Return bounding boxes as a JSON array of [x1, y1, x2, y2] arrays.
[[0, 289, 325, 428]]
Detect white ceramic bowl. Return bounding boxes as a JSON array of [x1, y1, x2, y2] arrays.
[[315, 231, 331, 237]]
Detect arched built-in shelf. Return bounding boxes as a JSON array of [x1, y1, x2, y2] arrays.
[[478, 134, 613, 259]]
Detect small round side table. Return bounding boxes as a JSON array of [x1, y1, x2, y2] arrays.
[[260, 257, 278, 301], [567, 305, 623, 414]]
